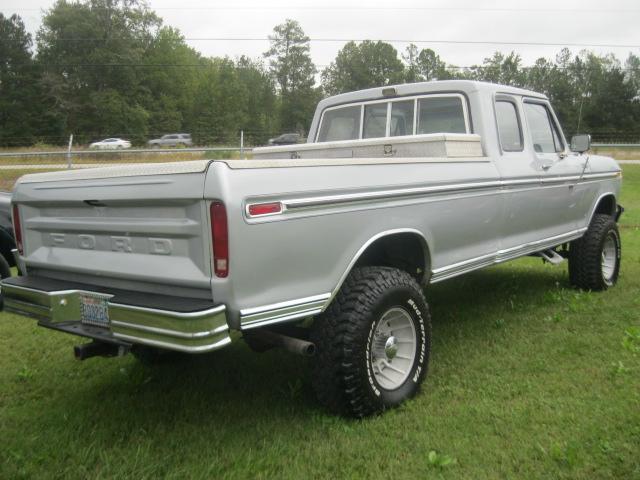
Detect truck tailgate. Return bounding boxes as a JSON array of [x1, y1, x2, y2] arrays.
[[12, 161, 213, 295]]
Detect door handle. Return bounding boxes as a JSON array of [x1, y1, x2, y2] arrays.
[[542, 164, 552, 171]]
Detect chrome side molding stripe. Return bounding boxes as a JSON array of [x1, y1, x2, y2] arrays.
[[246, 171, 619, 219], [283, 180, 503, 211], [430, 228, 587, 283], [240, 293, 331, 330]]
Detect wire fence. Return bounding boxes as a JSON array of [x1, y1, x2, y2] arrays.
[[0, 146, 251, 159], [0, 142, 638, 171]]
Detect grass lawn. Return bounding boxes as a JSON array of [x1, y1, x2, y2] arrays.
[[0, 168, 639, 479]]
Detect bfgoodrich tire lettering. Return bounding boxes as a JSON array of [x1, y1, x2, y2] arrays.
[[569, 213, 621, 290], [310, 266, 431, 417]]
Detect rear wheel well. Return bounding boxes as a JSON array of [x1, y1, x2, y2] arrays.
[[354, 232, 430, 284]]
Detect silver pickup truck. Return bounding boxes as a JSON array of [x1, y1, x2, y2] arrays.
[[1, 80, 622, 417]]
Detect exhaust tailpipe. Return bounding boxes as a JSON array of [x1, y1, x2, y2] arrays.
[[249, 330, 316, 356]]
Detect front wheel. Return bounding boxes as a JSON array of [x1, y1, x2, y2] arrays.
[[569, 213, 621, 290], [311, 267, 431, 417]]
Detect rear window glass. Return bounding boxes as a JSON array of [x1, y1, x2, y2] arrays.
[[390, 101, 414, 137], [317, 106, 361, 142], [417, 97, 466, 134], [496, 101, 523, 151], [363, 103, 388, 139]]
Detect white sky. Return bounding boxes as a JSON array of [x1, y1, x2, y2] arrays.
[[3, 0, 640, 70]]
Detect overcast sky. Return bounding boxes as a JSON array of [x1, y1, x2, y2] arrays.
[[2, 0, 639, 70]]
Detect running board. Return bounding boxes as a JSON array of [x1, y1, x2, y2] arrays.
[[536, 249, 565, 265]]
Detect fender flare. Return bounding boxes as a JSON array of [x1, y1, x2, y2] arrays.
[[323, 228, 431, 311], [586, 192, 617, 226]]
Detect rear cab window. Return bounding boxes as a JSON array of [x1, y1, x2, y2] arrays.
[[390, 100, 414, 137], [363, 103, 388, 139], [316, 93, 469, 142], [417, 97, 466, 134], [495, 99, 523, 152], [316, 105, 362, 142]]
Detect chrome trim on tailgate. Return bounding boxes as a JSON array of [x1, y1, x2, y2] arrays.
[[0, 281, 231, 353]]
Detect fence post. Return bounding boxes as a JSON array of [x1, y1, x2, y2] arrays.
[[67, 134, 74, 169], [240, 130, 245, 160]]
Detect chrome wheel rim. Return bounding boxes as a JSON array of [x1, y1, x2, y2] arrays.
[[370, 307, 416, 390], [601, 232, 617, 283]]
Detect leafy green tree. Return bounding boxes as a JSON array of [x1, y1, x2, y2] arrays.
[[322, 41, 405, 95], [402, 45, 451, 82], [0, 14, 44, 146], [190, 58, 249, 145], [36, 0, 163, 143], [416, 47, 451, 82], [140, 27, 202, 137], [235, 56, 279, 145], [264, 19, 317, 133], [468, 52, 526, 86], [625, 53, 640, 95], [89, 89, 150, 142], [402, 44, 421, 83]]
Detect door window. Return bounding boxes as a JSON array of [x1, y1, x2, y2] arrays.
[[524, 102, 563, 153]]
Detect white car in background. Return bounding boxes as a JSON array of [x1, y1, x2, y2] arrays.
[[89, 138, 131, 150]]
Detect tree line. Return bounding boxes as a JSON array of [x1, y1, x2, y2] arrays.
[[1, 0, 639, 147]]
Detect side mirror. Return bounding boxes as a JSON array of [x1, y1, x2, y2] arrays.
[[570, 134, 591, 153]]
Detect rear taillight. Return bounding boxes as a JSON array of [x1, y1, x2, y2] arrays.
[[210, 201, 228, 278], [12, 204, 23, 255]]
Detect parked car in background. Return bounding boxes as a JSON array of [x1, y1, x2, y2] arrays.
[[147, 133, 192, 148], [0, 191, 15, 281], [268, 133, 301, 145], [89, 138, 131, 150]]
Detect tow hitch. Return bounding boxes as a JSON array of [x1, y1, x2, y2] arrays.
[[74, 341, 129, 360]]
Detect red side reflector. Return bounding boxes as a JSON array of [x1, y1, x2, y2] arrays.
[[210, 201, 229, 278], [12, 204, 23, 255], [247, 202, 282, 217]]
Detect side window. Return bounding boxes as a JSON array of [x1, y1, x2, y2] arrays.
[[363, 103, 388, 139], [390, 100, 414, 137], [417, 96, 467, 134], [317, 105, 362, 142], [495, 100, 523, 151], [523, 102, 563, 153]]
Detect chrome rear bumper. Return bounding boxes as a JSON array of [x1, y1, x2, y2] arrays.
[[1, 278, 231, 353]]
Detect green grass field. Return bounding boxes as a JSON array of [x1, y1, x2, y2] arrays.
[[1, 169, 639, 479]]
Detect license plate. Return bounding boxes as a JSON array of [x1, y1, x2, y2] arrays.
[[79, 293, 110, 328]]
